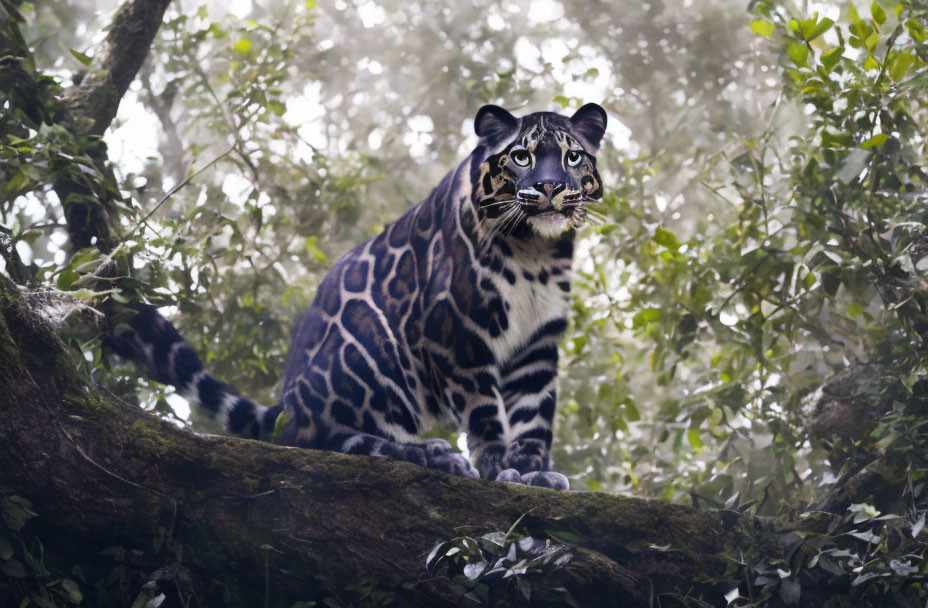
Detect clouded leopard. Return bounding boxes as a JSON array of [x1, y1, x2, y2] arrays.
[[115, 104, 607, 490]]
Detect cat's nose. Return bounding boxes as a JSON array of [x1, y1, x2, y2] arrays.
[[533, 181, 565, 210], [534, 181, 565, 199]]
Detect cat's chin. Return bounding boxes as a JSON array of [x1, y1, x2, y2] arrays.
[[527, 211, 569, 238]]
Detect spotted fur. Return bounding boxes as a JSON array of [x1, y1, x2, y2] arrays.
[[114, 104, 607, 490]]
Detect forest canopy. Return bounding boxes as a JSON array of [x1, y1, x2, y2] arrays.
[[2, 0, 928, 606]]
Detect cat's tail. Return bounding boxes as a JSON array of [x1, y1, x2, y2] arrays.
[[108, 304, 282, 440]]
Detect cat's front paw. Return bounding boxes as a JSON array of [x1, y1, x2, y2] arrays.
[[521, 470, 569, 491], [494, 468, 569, 491], [495, 468, 524, 483], [425, 442, 479, 479]]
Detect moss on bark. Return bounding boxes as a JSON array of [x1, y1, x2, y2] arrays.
[[0, 275, 761, 606]]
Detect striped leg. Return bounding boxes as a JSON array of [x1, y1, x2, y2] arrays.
[[463, 370, 510, 480], [494, 334, 568, 491]]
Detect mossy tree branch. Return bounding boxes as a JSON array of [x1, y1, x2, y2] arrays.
[[0, 275, 757, 607]]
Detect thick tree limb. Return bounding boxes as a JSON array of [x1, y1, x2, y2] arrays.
[[0, 0, 171, 253], [56, 0, 171, 253], [60, 0, 172, 139], [0, 277, 752, 607]]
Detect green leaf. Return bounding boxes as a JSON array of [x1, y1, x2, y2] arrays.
[[749, 20, 774, 37], [687, 428, 703, 452], [552, 95, 570, 108], [912, 513, 925, 538], [2, 496, 35, 531], [60, 579, 83, 603], [846, 301, 866, 317], [69, 48, 92, 66], [860, 133, 888, 149], [544, 529, 587, 545], [654, 226, 679, 251], [889, 51, 915, 81], [4, 171, 29, 197], [57, 268, 80, 290], [787, 40, 809, 67], [849, 502, 880, 523], [905, 18, 926, 43], [233, 38, 252, 54], [870, 2, 886, 25], [625, 399, 641, 422], [269, 411, 290, 442], [632, 307, 662, 328], [821, 46, 844, 71], [848, 3, 864, 28], [268, 101, 286, 116], [800, 17, 834, 41], [1, 558, 26, 578], [306, 0, 317, 8], [304, 236, 328, 262]]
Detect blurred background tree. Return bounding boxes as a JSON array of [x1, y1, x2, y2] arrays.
[[2, 0, 927, 542]]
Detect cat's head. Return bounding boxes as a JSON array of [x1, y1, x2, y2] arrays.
[[472, 104, 606, 239]]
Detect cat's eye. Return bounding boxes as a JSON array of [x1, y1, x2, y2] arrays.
[[510, 149, 531, 167], [566, 150, 583, 167]]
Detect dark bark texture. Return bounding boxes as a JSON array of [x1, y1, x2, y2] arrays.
[[60, 0, 173, 139], [0, 277, 750, 606]]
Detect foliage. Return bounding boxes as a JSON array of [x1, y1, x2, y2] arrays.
[[715, 1, 928, 604], [0, 495, 83, 607], [727, 500, 928, 607], [301, 574, 397, 608], [426, 514, 574, 607]]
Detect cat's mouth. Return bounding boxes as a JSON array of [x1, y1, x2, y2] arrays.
[[478, 192, 594, 239], [525, 206, 591, 238], [516, 188, 586, 212]]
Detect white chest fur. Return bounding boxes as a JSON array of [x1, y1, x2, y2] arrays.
[[482, 242, 571, 365]]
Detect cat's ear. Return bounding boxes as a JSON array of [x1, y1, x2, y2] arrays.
[[474, 105, 519, 141], [569, 103, 607, 153]]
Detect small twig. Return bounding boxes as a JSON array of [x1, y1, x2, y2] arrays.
[[130, 143, 236, 234]]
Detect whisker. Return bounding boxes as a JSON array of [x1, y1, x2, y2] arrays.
[[495, 206, 519, 238], [585, 209, 609, 223], [503, 208, 525, 236], [500, 206, 522, 235], [582, 213, 606, 227], [480, 203, 520, 252], [481, 199, 518, 209]]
